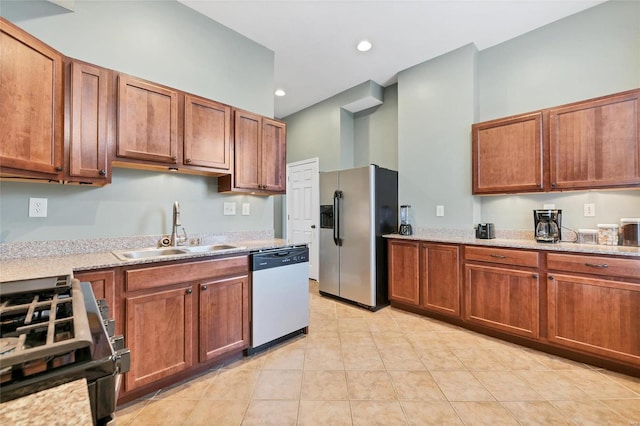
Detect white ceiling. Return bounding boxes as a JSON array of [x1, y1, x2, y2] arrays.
[[178, 0, 606, 118]]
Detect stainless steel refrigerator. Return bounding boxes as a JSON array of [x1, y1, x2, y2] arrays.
[[319, 165, 398, 310]]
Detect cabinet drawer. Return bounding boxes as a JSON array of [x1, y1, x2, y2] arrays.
[[465, 246, 538, 268], [126, 256, 248, 291], [547, 253, 640, 279]]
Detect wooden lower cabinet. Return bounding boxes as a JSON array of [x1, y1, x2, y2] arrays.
[[388, 240, 420, 306], [421, 243, 460, 316], [464, 264, 539, 339], [547, 273, 640, 365], [125, 284, 194, 391], [199, 275, 250, 362], [388, 240, 460, 318]]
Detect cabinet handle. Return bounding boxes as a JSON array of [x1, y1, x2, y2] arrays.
[[548, 275, 554, 280], [99, 169, 107, 176], [537, 183, 542, 188], [585, 262, 608, 269], [490, 254, 507, 259], [532, 274, 539, 279], [551, 182, 556, 188], [311, 225, 316, 229], [186, 288, 192, 295], [171, 156, 177, 162], [202, 285, 207, 291], [56, 166, 63, 172], [185, 158, 191, 164]]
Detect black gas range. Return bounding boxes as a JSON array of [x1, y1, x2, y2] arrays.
[[0, 275, 129, 425]]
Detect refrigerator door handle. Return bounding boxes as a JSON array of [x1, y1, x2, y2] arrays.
[[333, 190, 343, 246]]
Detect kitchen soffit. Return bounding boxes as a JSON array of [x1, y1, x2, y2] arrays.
[[178, 0, 607, 119]]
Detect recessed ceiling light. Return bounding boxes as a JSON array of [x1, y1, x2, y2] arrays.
[[275, 89, 286, 97], [356, 40, 372, 52]]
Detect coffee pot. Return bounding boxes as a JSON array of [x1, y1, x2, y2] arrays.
[[533, 209, 562, 243]]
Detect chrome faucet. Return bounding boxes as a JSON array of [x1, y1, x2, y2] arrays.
[[170, 201, 187, 246]]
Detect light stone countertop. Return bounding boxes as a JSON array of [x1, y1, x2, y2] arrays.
[[0, 238, 293, 283], [384, 229, 640, 258], [0, 379, 93, 425]]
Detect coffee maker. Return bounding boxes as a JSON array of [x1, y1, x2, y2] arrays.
[[533, 209, 562, 243]]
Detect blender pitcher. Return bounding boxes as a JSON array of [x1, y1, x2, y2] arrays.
[[399, 205, 413, 235]]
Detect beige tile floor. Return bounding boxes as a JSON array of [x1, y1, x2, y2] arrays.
[[116, 281, 640, 425]]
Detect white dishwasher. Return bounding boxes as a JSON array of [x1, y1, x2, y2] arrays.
[[248, 246, 309, 353]]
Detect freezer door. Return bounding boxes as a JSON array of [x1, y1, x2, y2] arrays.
[[338, 166, 376, 307], [319, 171, 340, 296]]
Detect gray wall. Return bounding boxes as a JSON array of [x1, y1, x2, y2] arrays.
[[477, 0, 640, 230], [284, 0, 639, 232], [398, 44, 480, 228], [0, 1, 275, 243]]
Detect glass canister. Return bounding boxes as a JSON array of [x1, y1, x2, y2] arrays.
[[597, 224, 619, 246]]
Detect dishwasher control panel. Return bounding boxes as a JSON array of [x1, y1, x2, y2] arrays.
[[251, 246, 309, 271]]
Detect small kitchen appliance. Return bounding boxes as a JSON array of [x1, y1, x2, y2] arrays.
[[620, 218, 640, 247], [399, 205, 413, 236], [533, 209, 562, 243], [475, 223, 495, 239]]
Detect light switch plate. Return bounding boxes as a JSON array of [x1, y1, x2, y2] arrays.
[[584, 203, 595, 217], [223, 202, 236, 215], [436, 205, 444, 217], [29, 198, 47, 217], [242, 203, 250, 216], [543, 203, 555, 209]]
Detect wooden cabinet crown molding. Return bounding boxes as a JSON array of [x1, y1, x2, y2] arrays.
[[472, 88, 640, 195]]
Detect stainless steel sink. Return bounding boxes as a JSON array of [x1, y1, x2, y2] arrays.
[[112, 244, 245, 261]]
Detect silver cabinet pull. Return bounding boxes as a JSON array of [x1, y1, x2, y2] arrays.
[[202, 285, 208, 291], [585, 262, 608, 268], [490, 254, 507, 259]]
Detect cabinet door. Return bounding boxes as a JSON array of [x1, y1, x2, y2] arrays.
[[261, 118, 286, 193], [549, 90, 640, 190], [199, 275, 250, 362], [421, 243, 460, 317], [388, 240, 420, 306], [472, 112, 543, 194], [465, 264, 539, 339], [68, 61, 110, 182], [0, 18, 64, 177], [125, 285, 193, 391], [184, 95, 231, 170], [233, 110, 261, 190], [547, 274, 640, 365], [74, 269, 120, 335], [117, 74, 178, 164]]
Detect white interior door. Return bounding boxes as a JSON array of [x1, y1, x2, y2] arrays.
[[286, 158, 319, 280]]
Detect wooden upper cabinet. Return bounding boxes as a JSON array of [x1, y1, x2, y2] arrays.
[[0, 18, 64, 178], [219, 109, 286, 194], [233, 110, 262, 190], [116, 74, 178, 164], [549, 89, 640, 190], [261, 118, 286, 192], [472, 112, 543, 194], [184, 95, 231, 171], [67, 61, 111, 183]]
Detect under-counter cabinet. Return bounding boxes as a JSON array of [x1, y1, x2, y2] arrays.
[[464, 246, 540, 339], [546, 253, 640, 366], [119, 256, 249, 400], [66, 60, 112, 184], [218, 110, 286, 194], [549, 90, 640, 190], [199, 275, 250, 362], [388, 240, 461, 318], [116, 73, 179, 165], [472, 112, 543, 194], [0, 18, 64, 179]]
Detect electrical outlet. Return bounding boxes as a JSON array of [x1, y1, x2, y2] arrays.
[[242, 203, 250, 216], [436, 205, 445, 217], [584, 203, 596, 217], [29, 198, 48, 217], [223, 202, 236, 216]]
